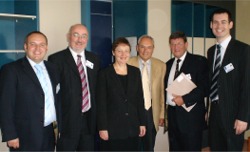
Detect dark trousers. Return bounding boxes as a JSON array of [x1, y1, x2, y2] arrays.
[[10, 124, 55, 151], [168, 106, 202, 151], [99, 136, 139, 151], [140, 107, 157, 151], [209, 102, 244, 151], [56, 112, 94, 151]]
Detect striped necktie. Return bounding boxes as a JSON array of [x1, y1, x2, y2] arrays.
[[77, 55, 90, 112], [174, 59, 181, 80], [210, 44, 221, 101]]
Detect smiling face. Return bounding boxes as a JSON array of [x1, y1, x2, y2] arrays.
[[137, 37, 154, 62], [169, 38, 188, 59], [24, 33, 48, 63], [67, 24, 89, 53], [210, 13, 233, 43], [113, 43, 131, 65]]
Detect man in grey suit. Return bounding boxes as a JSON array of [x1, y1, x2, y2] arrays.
[[0, 31, 60, 151], [208, 8, 250, 151], [48, 24, 100, 151]]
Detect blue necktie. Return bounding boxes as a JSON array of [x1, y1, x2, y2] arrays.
[[35, 64, 55, 126]]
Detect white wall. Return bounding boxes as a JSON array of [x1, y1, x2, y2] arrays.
[[148, 0, 171, 63], [39, 0, 81, 59], [148, 1, 171, 151]]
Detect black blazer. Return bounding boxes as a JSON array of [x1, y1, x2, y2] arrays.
[[48, 48, 100, 138], [0, 57, 60, 151], [96, 64, 146, 140], [207, 38, 250, 129], [165, 52, 209, 132]]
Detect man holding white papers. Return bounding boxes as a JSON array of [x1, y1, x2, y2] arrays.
[[165, 31, 209, 151]]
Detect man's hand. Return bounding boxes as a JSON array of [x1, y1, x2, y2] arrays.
[[7, 138, 19, 149], [139, 126, 146, 137], [172, 95, 184, 106], [234, 119, 248, 135], [159, 118, 164, 127], [99, 130, 109, 140]]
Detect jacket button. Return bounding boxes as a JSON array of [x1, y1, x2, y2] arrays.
[[125, 113, 129, 116]]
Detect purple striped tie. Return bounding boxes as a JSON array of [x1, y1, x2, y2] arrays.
[[77, 55, 89, 112]]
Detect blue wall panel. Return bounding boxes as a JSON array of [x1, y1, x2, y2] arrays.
[[91, 0, 112, 68], [0, 0, 15, 50], [0, 0, 38, 50], [0, 52, 25, 68], [113, 0, 147, 39]]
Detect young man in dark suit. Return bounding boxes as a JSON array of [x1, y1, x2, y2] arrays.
[[0, 31, 60, 151], [165, 31, 209, 151], [208, 8, 250, 151], [48, 24, 100, 151]]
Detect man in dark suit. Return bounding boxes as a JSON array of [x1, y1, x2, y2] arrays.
[[208, 8, 250, 151], [0, 31, 60, 151], [48, 24, 100, 151], [165, 31, 209, 151]]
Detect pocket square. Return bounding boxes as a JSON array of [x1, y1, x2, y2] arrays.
[[56, 83, 60, 94]]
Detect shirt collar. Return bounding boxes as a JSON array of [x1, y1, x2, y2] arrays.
[[175, 51, 187, 63], [138, 56, 151, 65], [217, 35, 231, 50], [26, 56, 45, 68]]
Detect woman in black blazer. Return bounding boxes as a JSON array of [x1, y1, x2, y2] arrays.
[[96, 37, 146, 151]]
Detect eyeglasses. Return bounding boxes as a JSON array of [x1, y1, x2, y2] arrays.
[[72, 33, 88, 40]]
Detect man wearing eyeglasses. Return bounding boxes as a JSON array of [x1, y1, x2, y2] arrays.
[[48, 24, 100, 151], [128, 35, 166, 151]]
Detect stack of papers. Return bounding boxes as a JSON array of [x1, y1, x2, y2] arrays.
[[166, 73, 197, 112]]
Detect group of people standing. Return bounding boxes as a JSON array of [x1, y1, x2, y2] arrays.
[[0, 8, 249, 152]]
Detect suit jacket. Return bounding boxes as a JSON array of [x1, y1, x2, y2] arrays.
[[0, 57, 60, 151], [127, 56, 166, 131], [165, 52, 209, 132], [96, 64, 146, 140], [48, 48, 100, 138], [207, 38, 250, 131]]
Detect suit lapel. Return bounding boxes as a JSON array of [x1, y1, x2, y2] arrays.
[[64, 49, 80, 77], [221, 39, 234, 68], [151, 59, 157, 84], [21, 57, 42, 89], [85, 51, 93, 85], [180, 52, 191, 73]]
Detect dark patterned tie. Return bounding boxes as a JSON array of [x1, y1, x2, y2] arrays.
[[174, 59, 181, 80], [77, 55, 90, 112], [210, 44, 221, 101]]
